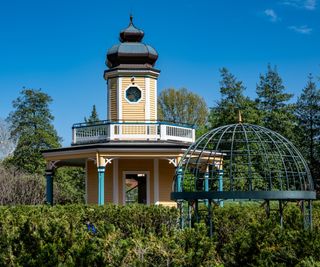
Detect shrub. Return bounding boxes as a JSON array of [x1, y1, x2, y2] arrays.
[[0, 203, 320, 266]]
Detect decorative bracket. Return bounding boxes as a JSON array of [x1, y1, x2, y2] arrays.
[[102, 157, 114, 166], [167, 158, 178, 167], [47, 160, 60, 170]]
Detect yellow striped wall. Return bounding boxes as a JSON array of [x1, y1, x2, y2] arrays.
[[158, 159, 177, 207], [121, 77, 145, 121], [109, 78, 118, 121], [86, 158, 176, 207], [149, 78, 156, 120], [87, 160, 113, 204], [107, 76, 158, 122]]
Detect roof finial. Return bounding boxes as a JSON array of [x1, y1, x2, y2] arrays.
[[238, 110, 243, 124], [130, 14, 133, 24]]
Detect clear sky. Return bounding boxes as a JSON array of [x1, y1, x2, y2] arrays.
[[0, 0, 319, 146]]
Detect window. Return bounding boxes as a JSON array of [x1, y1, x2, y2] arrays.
[[125, 86, 141, 103]]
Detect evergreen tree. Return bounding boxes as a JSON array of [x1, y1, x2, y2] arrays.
[[209, 68, 260, 128], [256, 64, 295, 139], [6, 88, 61, 174], [296, 74, 320, 188], [84, 105, 100, 124]]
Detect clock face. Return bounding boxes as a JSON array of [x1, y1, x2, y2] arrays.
[[126, 86, 141, 102]]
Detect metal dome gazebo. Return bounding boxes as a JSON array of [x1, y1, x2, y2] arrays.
[[171, 117, 316, 235]]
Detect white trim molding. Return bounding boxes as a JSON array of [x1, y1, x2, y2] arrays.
[[107, 80, 110, 120], [154, 78, 157, 120], [123, 83, 144, 104], [122, 171, 150, 205], [154, 159, 159, 205]]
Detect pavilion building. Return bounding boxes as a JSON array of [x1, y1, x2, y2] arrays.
[[42, 17, 195, 207]]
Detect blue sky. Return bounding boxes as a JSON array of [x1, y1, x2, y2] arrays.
[[0, 0, 319, 146]]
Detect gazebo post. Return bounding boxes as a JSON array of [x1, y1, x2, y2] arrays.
[[218, 170, 224, 207], [204, 169, 209, 206], [45, 169, 54, 205]]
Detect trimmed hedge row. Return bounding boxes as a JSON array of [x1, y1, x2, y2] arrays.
[[0, 203, 320, 266]]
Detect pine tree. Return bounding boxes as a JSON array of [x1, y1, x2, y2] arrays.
[[6, 88, 61, 174], [256, 64, 295, 139], [296, 74, 320, 189], [209, 68, 260, 128], [84, 105, 100, 124]]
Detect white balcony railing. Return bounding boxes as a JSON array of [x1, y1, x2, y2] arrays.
[[72, 121, 195, 145]]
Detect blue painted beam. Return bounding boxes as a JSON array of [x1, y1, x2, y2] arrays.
[[177, 167, 183, 192], [97, 166, 105, 205], [218, 170, 224, 207]]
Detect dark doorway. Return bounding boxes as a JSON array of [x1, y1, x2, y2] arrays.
[[125, 173, 147, 204]]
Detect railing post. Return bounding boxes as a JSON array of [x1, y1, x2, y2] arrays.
[[192, 128, 196, 142], [109, 123, 114, 141], [72, 127, 76, 144], [160, 124, 167, 141]]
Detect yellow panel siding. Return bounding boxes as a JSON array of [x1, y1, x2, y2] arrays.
[[105, 163, 113, 203], [87, 160, 98, 204], [87, 160, 113, 204], [121, 77, 145, 121], [109, 78, 118, 121], [158, 159, 176, 206], [149, 78, 156, 121]]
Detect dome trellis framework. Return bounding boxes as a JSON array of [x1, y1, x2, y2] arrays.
[[171, 123, 316, 235]]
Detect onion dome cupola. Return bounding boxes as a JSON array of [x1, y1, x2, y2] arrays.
[[106, 16, 158, 69]]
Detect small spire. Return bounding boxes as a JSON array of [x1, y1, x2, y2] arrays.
[[238, 110, 243, 123], [130, 14, 133, 24]]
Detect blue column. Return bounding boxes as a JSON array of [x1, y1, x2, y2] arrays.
[[177, 167, 183, 192], [45, 169, 54, 205], [218, 170, 224, 207], [97, 166, 105, 205], [204, 171, 209, 192], [204, 171, 209, 206]]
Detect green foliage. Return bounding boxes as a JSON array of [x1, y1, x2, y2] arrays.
[[209, 68, 261, 129], [256, 64, 295, 140], [295, 74, 320, 189], [158, 88, 209, 128], [84, 104, 100, 124], [54, 167, 86, 204], [6, 88, 61, 174], [0, 203, 320, 266]]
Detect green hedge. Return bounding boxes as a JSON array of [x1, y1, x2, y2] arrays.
[[0, 203, 320, 266]]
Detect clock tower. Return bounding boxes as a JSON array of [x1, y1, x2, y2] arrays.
[[104, 16, 159, 122]]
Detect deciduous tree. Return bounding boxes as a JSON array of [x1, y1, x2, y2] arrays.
[[158, 88, 208, 128], [0, 119, 17, 160]]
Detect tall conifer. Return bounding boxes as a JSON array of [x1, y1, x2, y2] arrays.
[[7, 88, 61, 173], [256, 64, 295, 139], [296, 74, 320, 188]]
